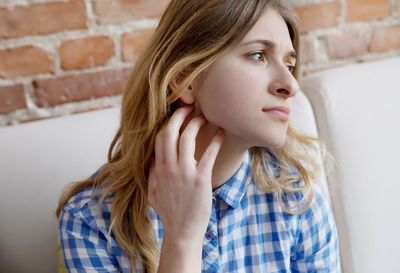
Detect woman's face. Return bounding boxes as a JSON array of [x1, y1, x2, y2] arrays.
[[193, 8, 299, 149]]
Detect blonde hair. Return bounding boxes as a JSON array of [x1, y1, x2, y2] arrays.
[[57, 0, 326, 272]]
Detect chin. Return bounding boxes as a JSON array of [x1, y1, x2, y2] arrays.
[[261, 133, 288, 149], [253, 125, 289, 149], [267, 141, 286, 149], [249, 134, 287, 150]]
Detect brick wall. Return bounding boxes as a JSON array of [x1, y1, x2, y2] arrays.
[[0, 0, 399, 126]]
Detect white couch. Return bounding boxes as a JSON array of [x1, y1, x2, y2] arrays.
[[0, 57, 399, 273]]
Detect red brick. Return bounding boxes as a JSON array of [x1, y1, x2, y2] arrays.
[[33, 68, 132, 107], [325, 28, 370, 59], [60, 36, 115, 70], [0, 84, 26, 114], [94, 0, 171, 24], [369, 26, 400, 52], [347, 0, 391, 22], [0, 0, 88, 39], [121, 29, 154, 62], [0, 45, 54, 78], [295, 1, 341, 32], [397, 0, 400, 16], [300, 36, 317, 64]]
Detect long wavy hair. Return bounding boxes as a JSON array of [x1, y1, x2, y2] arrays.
[[56, 0, 326, 272]]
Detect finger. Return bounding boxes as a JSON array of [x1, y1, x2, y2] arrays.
[[162, 106, 194, 165], [198, 128, 224, 173], [178, 116, 207, 165]]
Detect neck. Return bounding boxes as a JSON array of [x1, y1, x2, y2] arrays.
[[194, 123, 249, 190]]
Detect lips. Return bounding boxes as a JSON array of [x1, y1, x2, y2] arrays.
[[262, 106, 290, 121]]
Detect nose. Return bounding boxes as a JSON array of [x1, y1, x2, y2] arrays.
[[268, 64, 299, 98]]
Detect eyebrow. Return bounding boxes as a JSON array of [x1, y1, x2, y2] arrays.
[[239, 39, 297, 59]]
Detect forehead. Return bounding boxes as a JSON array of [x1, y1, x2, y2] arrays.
[[240, 8, 293, 49]]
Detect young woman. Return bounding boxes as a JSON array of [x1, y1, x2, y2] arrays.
[[57, 0, 341, 272]]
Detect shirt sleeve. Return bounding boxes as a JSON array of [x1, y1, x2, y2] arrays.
[[290, 184, 342, 273], [59, 205, 120, 273]]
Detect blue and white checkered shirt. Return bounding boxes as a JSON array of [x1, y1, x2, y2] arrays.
[[59, 150, 341, 272]]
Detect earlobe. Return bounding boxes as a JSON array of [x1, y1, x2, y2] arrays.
[[179, 85, 195, 104], [169, 75, 195, 104]]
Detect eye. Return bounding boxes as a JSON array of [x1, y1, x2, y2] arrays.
[[287, 64, 295, 73], [249, 52, 266, 62]]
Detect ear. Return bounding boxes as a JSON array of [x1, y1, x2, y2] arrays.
[[169, 73, 195, 104]]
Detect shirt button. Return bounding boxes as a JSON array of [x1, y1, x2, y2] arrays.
[[205, 231, 214, 240]]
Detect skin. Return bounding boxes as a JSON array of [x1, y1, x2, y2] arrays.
[[148, 8, 299, 273]]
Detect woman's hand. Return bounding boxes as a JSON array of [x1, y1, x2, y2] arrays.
[[148, 105, 224, 242]]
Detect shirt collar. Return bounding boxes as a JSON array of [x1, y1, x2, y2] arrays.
[[213, 150, 251, 209]]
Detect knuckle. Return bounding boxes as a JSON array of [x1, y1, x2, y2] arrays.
[[195, 116, 206, 123], [197, 163, 210, 175], [193, 175, 207, 187], [162, 127, 174, 140], [164, 161, 177, 175], [189, 116, 205, 128], [179, 133, 191, 146], [180, 168, 194, 181], [164, 161, 179, 176], [154, 165, 167, 179]]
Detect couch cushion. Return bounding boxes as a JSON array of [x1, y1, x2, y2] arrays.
[[301, 57, 400, 273], [0, 107, 120, 273]]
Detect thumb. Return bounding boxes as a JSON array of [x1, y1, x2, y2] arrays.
[[198, 128, 224, 173]]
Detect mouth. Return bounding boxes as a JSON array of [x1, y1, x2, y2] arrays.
[[262, 106, 290, 121]]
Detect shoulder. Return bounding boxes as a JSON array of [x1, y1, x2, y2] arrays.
[[298, 182, 338, 248], [58, 185, 134, 272], [302, 182, 333, 222], [292, 181, 338, 250], [290, 183, 341, 271], [59, 185, 114, 234]]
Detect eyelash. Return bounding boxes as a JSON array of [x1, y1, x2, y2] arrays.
[[249, 51, 266, 62], [249, 51, 295, 73]]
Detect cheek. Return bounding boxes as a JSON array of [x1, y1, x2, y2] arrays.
[[196, 77, 242, 125], [196, 62, 264, 117], [197, 84, 262, 138]]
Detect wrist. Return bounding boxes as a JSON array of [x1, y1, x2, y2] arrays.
[[158, 232, 204, 273], [162, 229, 205, 250]]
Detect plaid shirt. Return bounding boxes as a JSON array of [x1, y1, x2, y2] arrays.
[[59, 151, 341, 272]]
